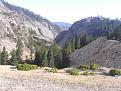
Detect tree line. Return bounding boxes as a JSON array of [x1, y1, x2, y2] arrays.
[[0, 34, 95, 68]]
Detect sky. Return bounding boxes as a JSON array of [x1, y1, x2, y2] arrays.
[[3, 0, 121, 23]]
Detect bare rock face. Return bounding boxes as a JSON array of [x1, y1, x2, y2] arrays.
[[69, 37, 121, 68], [0, 0, 61, 53]]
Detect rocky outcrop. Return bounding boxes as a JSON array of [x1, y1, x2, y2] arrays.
[[69, 37, 121, 68], [0, 0, 61, 53]]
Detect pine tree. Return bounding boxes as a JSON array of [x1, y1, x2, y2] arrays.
[[56, 50, 62, 68], [10, 50, 18, 66], [16, 39, 23, 63], [52, 43, 64, 68], [34, 50, 41, 66], [52, 43, 61, 57], [1, 47, 8, 65], [47, 47, 54, 67], [28, 36, 35, 62], [75, 36, 81, 49], [0, 50, 2, 64], [65, 40, 72, 53], [41, 49, 48, 67], [71, 39, 75, 52], [30, 46, 34, 62], [62, 47, 70, 68], [62, 40, 73, 68], [87, 35, 95, 43], [108, 25, 121, 40]]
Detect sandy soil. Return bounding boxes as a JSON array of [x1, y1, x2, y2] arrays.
[[0, 65, 121, 91]]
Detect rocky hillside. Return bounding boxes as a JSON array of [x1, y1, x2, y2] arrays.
[[69, 37, 121, 68], [55, 17, 121, 47], [0, 0, 61, 53]]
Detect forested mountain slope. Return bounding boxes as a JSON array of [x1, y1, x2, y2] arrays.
[[55, 17, 121, 47]]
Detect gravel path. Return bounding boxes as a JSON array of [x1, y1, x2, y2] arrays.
[[0, 76, 89, 91]]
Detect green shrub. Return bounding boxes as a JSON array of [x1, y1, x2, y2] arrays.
[[16, 64, 38, 71], [44, 68, 50, 72], [90, 64, 99, 70], [67, 68, 80, 76], [49, 68, 57, 73], [78, 65, 89, 70], [109, 69, 121, 76], [46, 68, 57, 73], [82, 71, 94, 76], [82, 71, 90, 76], [90, 72, 95, 76]]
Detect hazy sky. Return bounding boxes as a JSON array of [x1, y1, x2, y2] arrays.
[[4, 0, 121, 23]]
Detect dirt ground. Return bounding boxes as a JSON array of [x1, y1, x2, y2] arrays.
[[0, 65, 121, 91]]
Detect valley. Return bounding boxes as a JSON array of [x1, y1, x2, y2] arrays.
[[0, 0, 121, 91]]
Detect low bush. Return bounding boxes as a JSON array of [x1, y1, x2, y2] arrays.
[[109, 69, 121, 76], [49, 68, 57, 73], [90, 72, 95, 76], [78, 64, 89, 70], [44, 68, 50, 72], [67, 68, 80, 76], [16, 64, 38, 71], [82, 71, 94, 76], [90, 64, 99, 70], [46, 68, 57, 73]]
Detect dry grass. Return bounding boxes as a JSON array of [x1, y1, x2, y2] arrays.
[[0, 65, 121, 90]]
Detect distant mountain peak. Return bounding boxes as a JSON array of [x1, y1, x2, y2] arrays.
[[53, 22, 71, 31]]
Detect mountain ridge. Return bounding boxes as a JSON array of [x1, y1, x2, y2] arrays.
[[55, 16, 121, 47], [53, 22, 71, 30], [0, 0, 62, 53]]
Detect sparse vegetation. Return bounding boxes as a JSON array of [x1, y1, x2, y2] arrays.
[[109, 69, 121, 76], [46, 68, 57, 73], [90, 64, 99, 70], [82, 71, 90, 76], [67, 68, 80, 76], [78, 64, 89, 70], [1, 47, 8, 65], [82, 71, 94, 76], [49, 68, 57, 73], [16, 64, 38, 71]]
